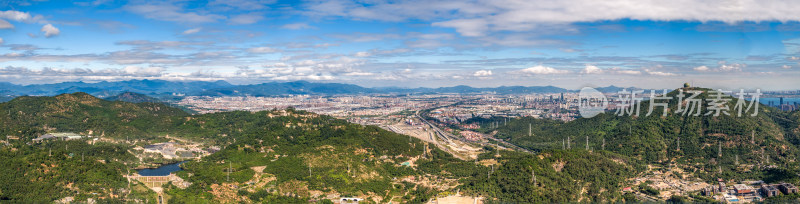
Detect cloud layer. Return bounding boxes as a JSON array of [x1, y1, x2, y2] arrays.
[[0, 1, 799, 90]]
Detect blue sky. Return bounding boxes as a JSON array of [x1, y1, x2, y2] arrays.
[[1, 0, 799, 90]]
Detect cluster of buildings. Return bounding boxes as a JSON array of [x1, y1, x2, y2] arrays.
[[426, 93, 581, 126], [702, 180, 798, 202], [759, 183, 798, 198], [176, 93, 584, 125], [176, 95, 442, 117], [769, 100, 799, 111]]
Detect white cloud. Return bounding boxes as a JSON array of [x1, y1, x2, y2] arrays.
[[329, 33, 401, 42], [473, 70, 492, 77], [353, 48, 410, 58], [519, 65, 570, 74], [615, 70, 642, 75], [247, 47, 279, 53], [122, 66, 165, 76], [718, 61, 745, 72], [0, 10, 43, 23], [782, 65, 792, 69], [41, 24, 60, 37], [281, 23, 315, 30], [644, 69, 677, 76], [229, 14, 264, 25], [581, 65, 603, 74], [0, 10, 30, 21], [354, 51, 371, 57], [693, 65, 710, 71], [599, 67, 641, 75], [125, 3, 225, 23], [303, 0, 495, 22], [182, 27, 201, 35], [343, 71, 374, 76], [116, 40, 209, 51], [0, 19, 13, 29], [432, 18, 487, 37], [5, 53, 23, 57], [275, 75, 335, 81], [560, 48, 581, 53], [208, 0, 275, 11], [693, 62, 746, 72], [310, 0, 800, 37]]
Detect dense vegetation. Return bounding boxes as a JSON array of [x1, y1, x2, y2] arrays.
[[0, 92, 188, 140], [458, 149, 641, 203], [164, 108, 430, 202], [0, 140, 134, 202], [486, 88, 800, 182], [104, 92, 162, 103]]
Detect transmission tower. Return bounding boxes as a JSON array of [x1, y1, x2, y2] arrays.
[[585, 136, 589, 150], [602, 138, 605, 151], [528, 123, 532, 137]]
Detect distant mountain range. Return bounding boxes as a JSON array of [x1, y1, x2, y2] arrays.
[[0, 80, 639, 100], [0, 80, 234, 98]]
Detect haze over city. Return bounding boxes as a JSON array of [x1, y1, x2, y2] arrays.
[[1, 0, 800, 90]]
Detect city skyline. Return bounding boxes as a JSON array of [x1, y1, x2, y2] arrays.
[[1, 0, 800, 90]]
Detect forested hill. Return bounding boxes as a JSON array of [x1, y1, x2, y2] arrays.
[[160, 108, 639, 203], [104, 92, 161, 103], [0, 92, 188, 140], [491, 87, 800, 181], [0, 93, 642, 203]]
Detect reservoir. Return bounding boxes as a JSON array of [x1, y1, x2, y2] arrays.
[[137, 161, 188, 176]]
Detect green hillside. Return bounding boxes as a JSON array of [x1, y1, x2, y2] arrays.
[[0, 92, 188, 140], [104, 92, 162, 104], [164, 109, 640, 203], [489, 87, 800, 181], [0, 140, 136, 202], [0, 93, 662, 203]]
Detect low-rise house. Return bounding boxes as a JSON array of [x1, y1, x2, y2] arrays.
[[779, 183, 798, 195], [32, 134, 57, 142], [761, 184, 780, 197], [33, 132, 84, 142], [733, 184, 756, 197]]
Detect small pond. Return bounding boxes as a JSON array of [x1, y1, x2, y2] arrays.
[[137, 161, 188, 176]]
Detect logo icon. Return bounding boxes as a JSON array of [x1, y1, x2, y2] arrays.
[[578, 87, 608, 118]]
